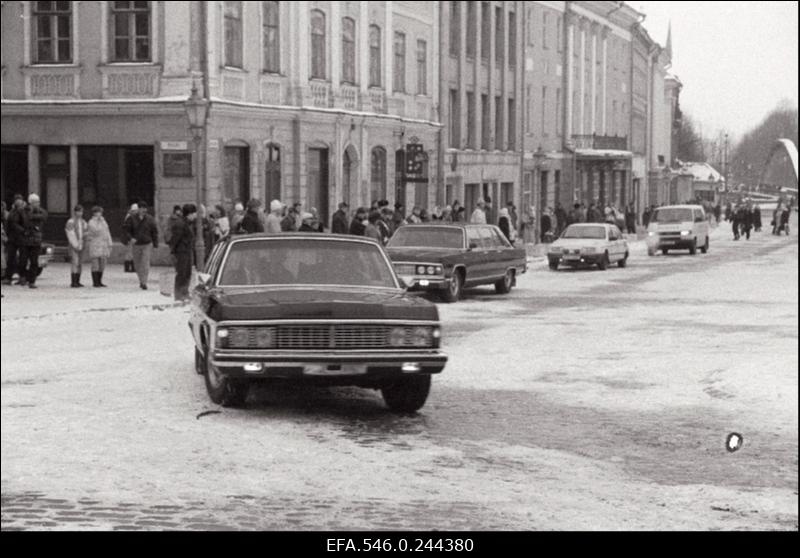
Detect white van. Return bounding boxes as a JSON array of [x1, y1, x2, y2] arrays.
[[646, 204, 710, 256]]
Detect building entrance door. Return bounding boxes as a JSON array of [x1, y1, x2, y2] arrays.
[[1, 145, 29, 209], [265, 144, 281, 203], [308, 148, 330, 226], [40, 146, 70, 243]]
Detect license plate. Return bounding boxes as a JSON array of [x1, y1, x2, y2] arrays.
[[564, 255, 580, 260], [661, 241, 675, 245], [304, 364, 368, 376]]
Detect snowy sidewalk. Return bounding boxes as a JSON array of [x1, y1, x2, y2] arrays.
[[0, 263, 182, 321]]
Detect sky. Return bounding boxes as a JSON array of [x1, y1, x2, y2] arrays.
[[635, 1, 798, 142]]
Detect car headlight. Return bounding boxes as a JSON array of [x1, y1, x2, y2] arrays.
[[389, 327, 408, 346], [680, 230, 690, 236], [416, 265, 425, 275], [434, 266, 443, 275], [254, 328, 274, 348], [426, 266, 434, 275], [410, 327, 431, 346], [648, 231, 656, 237], [388, 326, 434, 347]]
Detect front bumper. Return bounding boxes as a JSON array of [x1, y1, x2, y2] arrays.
[[549, 253, 602, 266], [650, 236, 693, 250], [210, 349, 448, 379], [405, 276, 450, 292]]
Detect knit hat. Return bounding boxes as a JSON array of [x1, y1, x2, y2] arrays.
[[270, 199, 284, 212]]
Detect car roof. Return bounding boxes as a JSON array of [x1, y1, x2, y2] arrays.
[[655, 204, 704, 210], [566, 222, 613, 228], [398, 223, 492, 229], [226, 233, 382, 245]]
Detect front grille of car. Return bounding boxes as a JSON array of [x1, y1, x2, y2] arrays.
[[394, 263, 418, 275], [562, 248, 581, 254], [225, 324, 434, 350], [658, 232, 682, 239]]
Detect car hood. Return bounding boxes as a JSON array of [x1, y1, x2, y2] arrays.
[[385, 247, 460, 262], [550, 238, 606, 249], [205, 286, 439, 322]]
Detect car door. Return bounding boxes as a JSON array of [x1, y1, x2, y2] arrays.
[[695, 209, 709, 244], [487, 226, 516, 275], [464, 226, 486, 285], [607, 226, 623, 261], [478, 227, 504, 280]]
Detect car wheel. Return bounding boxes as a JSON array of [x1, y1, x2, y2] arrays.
[[381, 375, 431, 413], [495, 270, 513, 294], [647, 247, 656, 257], [618, 252, 629, 268], [441, 270, 463, 303], [195, 347, 205, 375], [661, 248, 669, 255], [548, 259, 559, 270], [689, 239, 697, 255], [701, 237, 709, 254], [597, 251, 609, 270], [203, 351, 249, 407]]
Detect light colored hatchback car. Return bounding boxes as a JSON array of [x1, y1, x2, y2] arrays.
[[547, 223, 629, 271], [646, 204, 710, 256]]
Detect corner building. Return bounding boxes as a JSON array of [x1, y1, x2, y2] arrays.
[[1, 1, 441, 246]]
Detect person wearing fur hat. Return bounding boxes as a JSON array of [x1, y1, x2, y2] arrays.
[[240, 199, 265, 234], [170, 204, 197, 302], [65, 205, 88, 288], [265, 199, 284, 233], [86, 206, 113, 287]]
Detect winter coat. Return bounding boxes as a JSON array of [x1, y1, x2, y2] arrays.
[[164, 214, 182, 244], [469, 209, 486, 224], [65, 217, 88, 251], [20, 206, 48, 247], [240, 210, 265, 234], [86, 216, 113, 259], [264, 213, 282, 234], [498, 216, 512, 242], [365, 223, 382, 243], [332, 210, 349, 235], [124, 213, 159, 247], [169, 217, 195, 255], [349, 218, 366, 236]]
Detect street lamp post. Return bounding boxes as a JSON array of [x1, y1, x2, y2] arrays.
[[532, 146, 546, 244], [185, 83, 208, 270]]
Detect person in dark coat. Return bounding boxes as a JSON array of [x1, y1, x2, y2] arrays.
[[540, 210, 552, 242], [18, 194, 48, 288], [753, 205, 762, 232], [2, 196, 25, 284], [240, 199, 265, 234], [124, 202, 160, 290], [740, 204, 753, 240], [625, 204, 636, 234], [724, 203, 733, 222], [169, 204, 197, 302], [349, 207, 368, 236], [779, 206, 790, 235], [498, 208, 513, 244], [713, 203, 722, 224], [732, 205, 741, 240], [298, 212, 318, 232], [331, 202, 350, 234], [554, 203, 568, 234], [587, 202, 602, 224]]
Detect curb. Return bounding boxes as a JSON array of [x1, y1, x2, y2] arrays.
[[0, 300, 189, 323]]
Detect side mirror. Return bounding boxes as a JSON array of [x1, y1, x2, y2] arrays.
[[197, 272, 212, 287], [468, 242, 478, 250]]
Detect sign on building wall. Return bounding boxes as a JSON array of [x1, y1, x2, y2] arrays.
[[405, 142, 428, 183], [163, 152, 193, 177]]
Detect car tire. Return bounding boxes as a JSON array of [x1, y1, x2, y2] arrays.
[[381, 375, 431, 413], [661, 248, 669, 255], [597, 252, 609, 270], [701, 237, 709, 254], [495, 270, 513, 294], [618, 252, 629, 268], [441, 270, 463, 303], [548, 259, 559, 270], [689, 239, 697, 255], [203, 350, 249, 407], [195, 347, 206, 375]]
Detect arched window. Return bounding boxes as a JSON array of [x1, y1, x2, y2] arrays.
[[342, 17, 356, 84], [263, 1, 280, 73], [311, 10, 326, 79], [370, 147, 387, 203], [369, 25, 381, 87], [265, 144, 281, 202]]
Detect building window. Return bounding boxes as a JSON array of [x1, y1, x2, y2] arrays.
[[393, 32, 406, 93], [263, 1, 280, 73], [466, 92, 475, 149], [481, 2, 490, 61], [311, 9, 326, 79], [449, 89, 460, 148], [495, 7, 504, 64], [526, 7, 534, 46], [542, 11, 548, 49], [369, 25, 381, 87], [342, 17, 356, 84], [541, 87, 547, 136], [481, 94, 490, 150], [224, 1, 243, 68], [33, 1, 73, 64], [495, 95, 503, 150], [110, 1, 151, 62], [508, 99, 516, 150], [370, 147, 387, 203], [466, 3, 476, 58], [449, 1, 460, 56], [416, 40, 427, 95], [557, 15, 563, 52], [508, 11, 516, 66]]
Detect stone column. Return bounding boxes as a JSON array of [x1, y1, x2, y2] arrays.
[[331, 2, 341, 88], [579, 17, 586, 135], [601, 26, 609, 135], [385, 1, 393, 95], [565, 12, 574, 142], [359, 1, 369, 97], [590, 22, 598, 134]]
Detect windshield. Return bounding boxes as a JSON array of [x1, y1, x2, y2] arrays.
[[219, 239, 397, 288], [387, 227, 464, 249], [561, 225, 607, 240], [652, 208, 693, 223]]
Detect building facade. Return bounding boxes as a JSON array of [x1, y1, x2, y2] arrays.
[[1, 1, 441, 247]]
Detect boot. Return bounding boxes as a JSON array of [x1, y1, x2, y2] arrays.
[[70, 273, 80, 288], [92, 271, 101, 287], [98, 271, 107, 287]]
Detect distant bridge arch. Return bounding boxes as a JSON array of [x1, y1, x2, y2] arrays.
[[760, 139, 798, 195]]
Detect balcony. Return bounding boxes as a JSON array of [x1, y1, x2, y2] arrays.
[[337, 84, 360, 110], [309, 80, 333, 108], [98, 64, 162, 98], [571, 134, 628, 151]]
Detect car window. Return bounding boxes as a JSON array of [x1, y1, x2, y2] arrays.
[[466, 227, 482, 249], [488, 226, 512, 248], [652, 208, 693, 223], [386, 226, 464, 249], [219, 239, 397, 288], [694, 209, 705, 222], [609, 226, 620, 241], [562, 225, 607, 239], [478, 227, 497, 249], [206, 242, 226, 276]]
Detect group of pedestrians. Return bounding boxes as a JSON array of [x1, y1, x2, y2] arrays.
[[729, 202, 762, 241], [1, 194, 49, 289], [540, 201, 638, 241]]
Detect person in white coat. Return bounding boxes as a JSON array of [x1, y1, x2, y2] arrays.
[[65, 205, 88, 288], [86, 206, 113, 288]]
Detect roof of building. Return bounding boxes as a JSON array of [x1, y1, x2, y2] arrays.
[[679, 162, 724, 182]]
